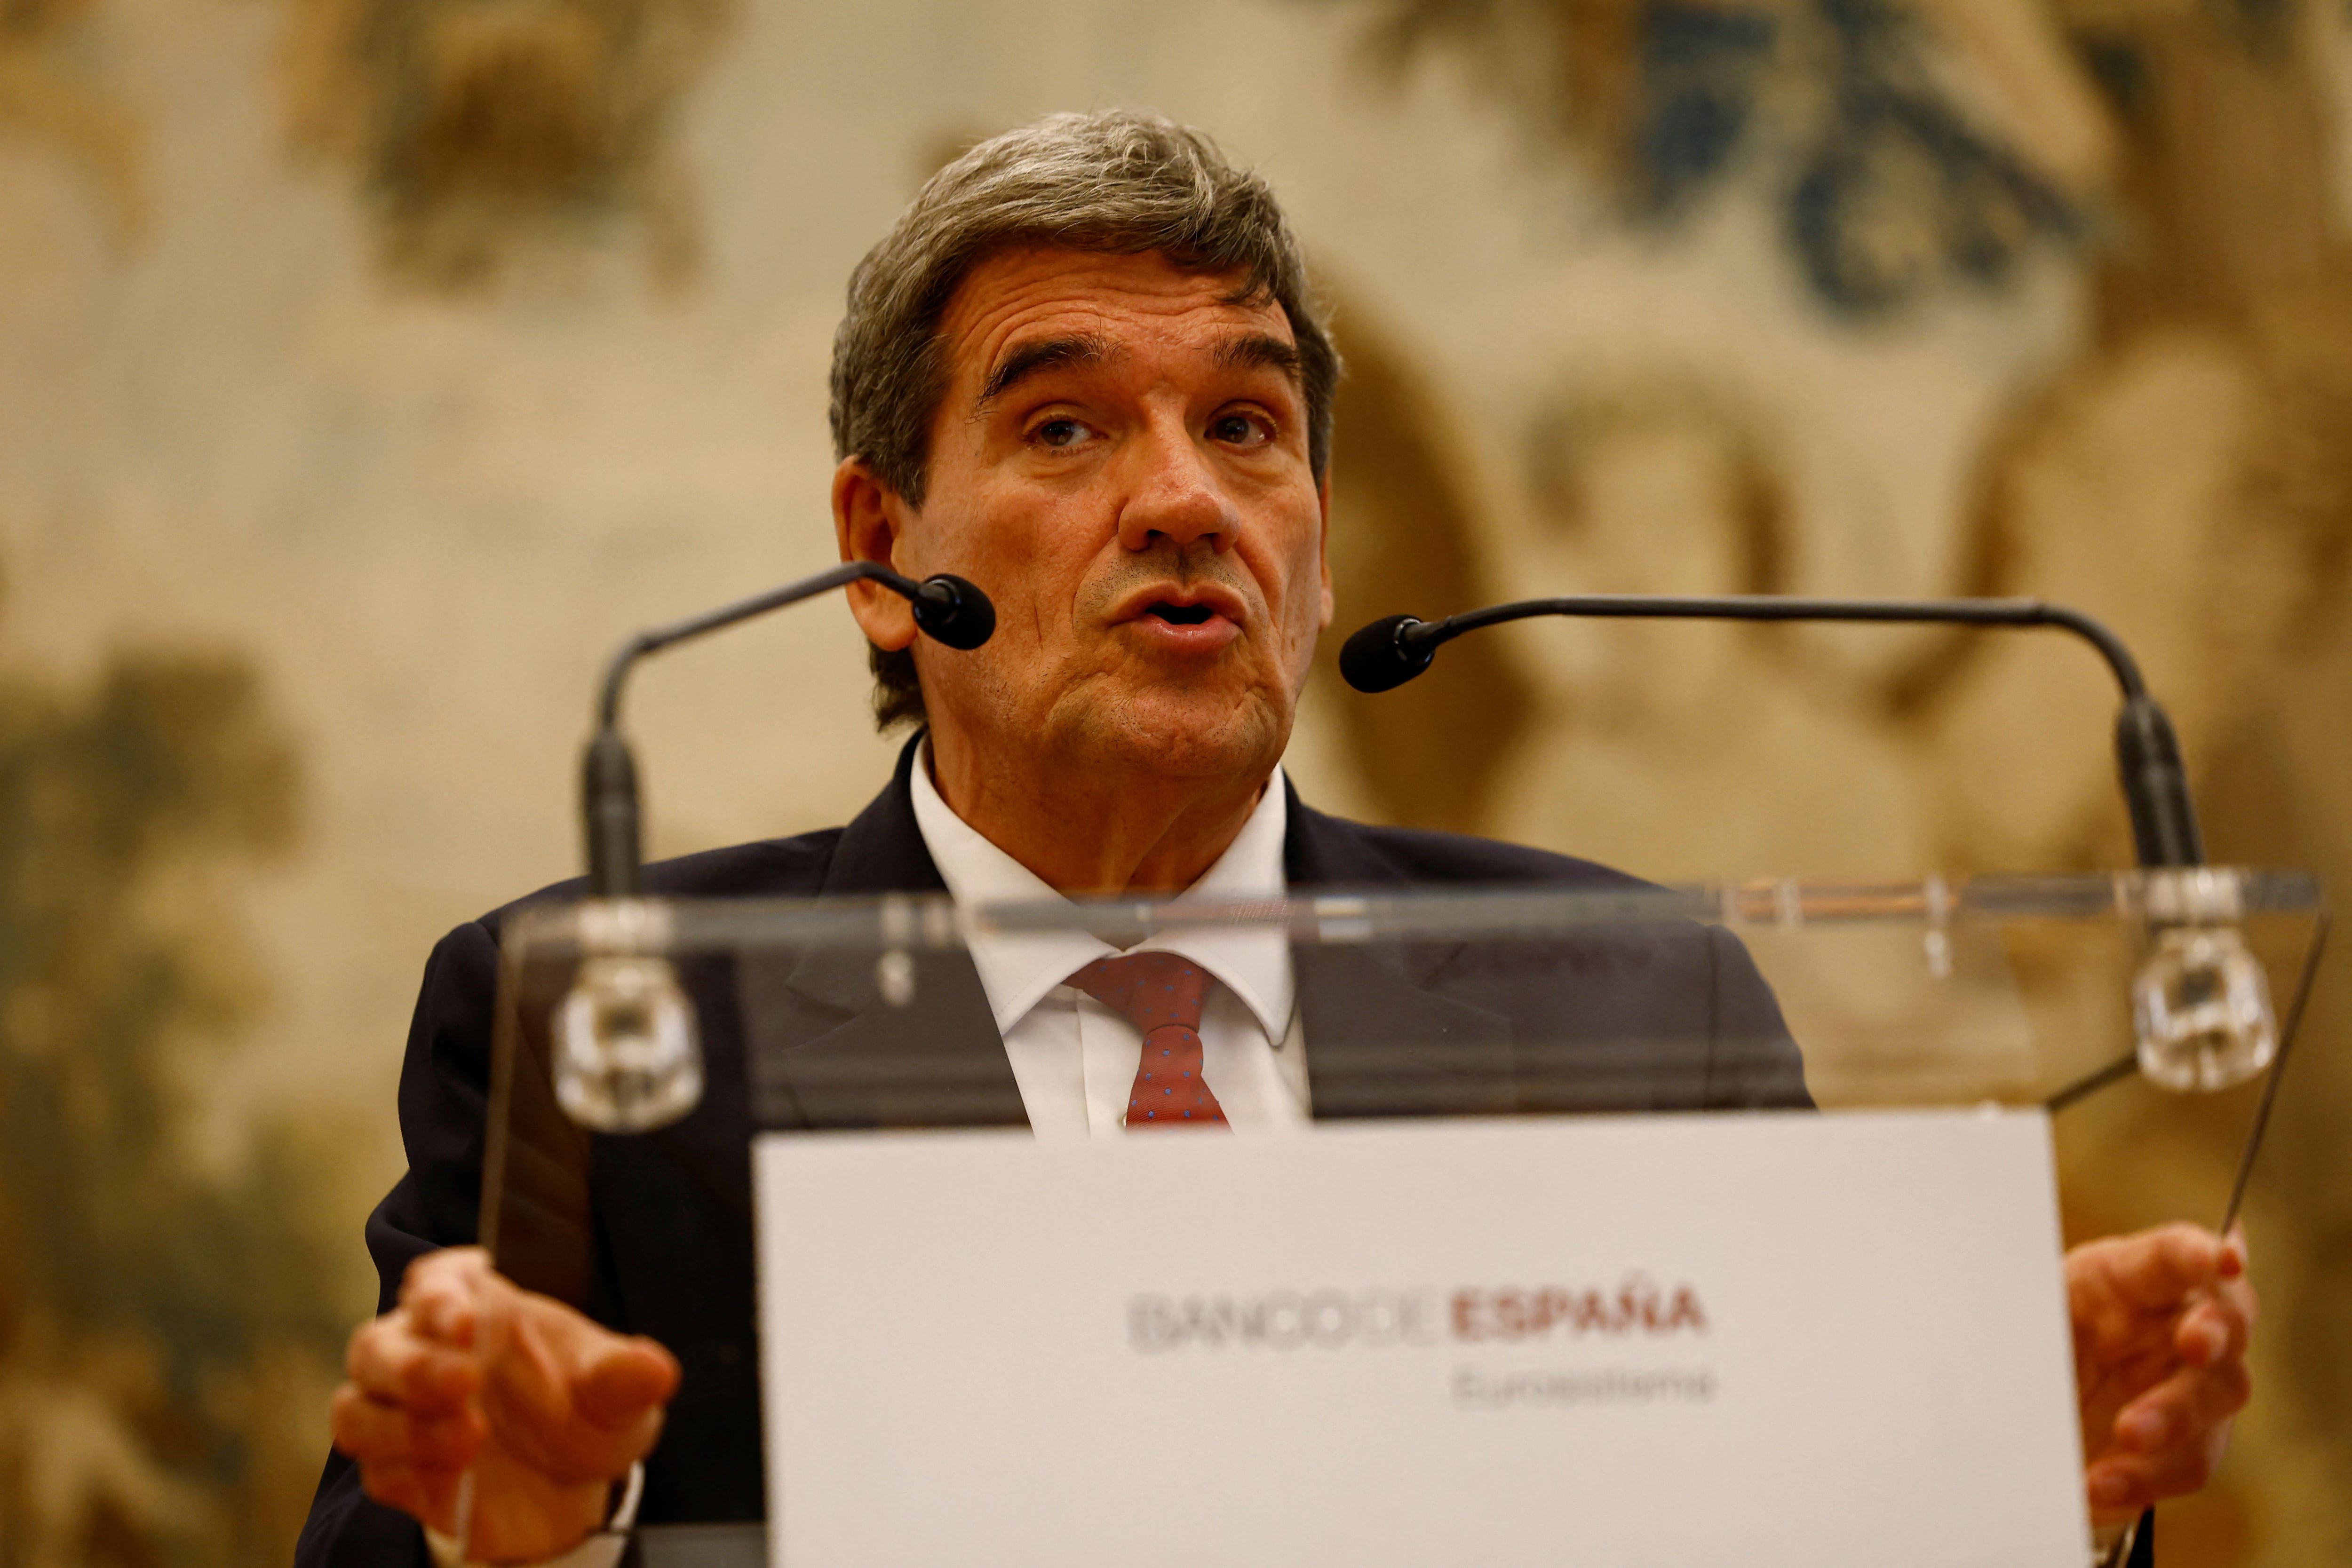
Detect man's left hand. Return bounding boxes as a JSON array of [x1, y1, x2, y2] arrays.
[[2068, 1222, 2255, 1527]]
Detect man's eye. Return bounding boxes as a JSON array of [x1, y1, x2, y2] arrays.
[[1034, 417, 1089, 449], [1211, 412, 1271, 447]]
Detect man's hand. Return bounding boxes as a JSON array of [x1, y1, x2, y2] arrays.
[[2068, 1223, 2255, 1528], [331, 1247, 681, 1564]]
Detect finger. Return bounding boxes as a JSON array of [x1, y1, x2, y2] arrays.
[[329, 1383, 485, 1469], [2174, 1286, 2254, 1368], [2223, 1266, 2257, 1328], [575, 1336, 682, 1430], [481, 1293, 576, 1427], [399, 1247, 491, 1346], [2074, 1333, 2180, 1402], [2073, 1300, 2191, 1374], [2112, 1358, 2251, 1457], [479, 1319, 654, 1484], [346, 1315, 480, 1411], [2069, 1227, 2233, 1368], [2086, 1428, 2229, 1515], [2073, 1224, 2229, 1314]]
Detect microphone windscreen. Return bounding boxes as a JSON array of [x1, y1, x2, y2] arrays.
[[913, 574, 996, 650], [1339, 614, 1436, 692]]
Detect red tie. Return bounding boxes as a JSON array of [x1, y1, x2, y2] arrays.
[[1065, 952, 1229, 1129]]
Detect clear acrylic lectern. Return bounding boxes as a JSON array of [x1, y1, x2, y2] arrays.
[[476, 869, 2324, 1567]]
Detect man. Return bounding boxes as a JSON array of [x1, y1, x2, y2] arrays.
[[301, 111, 2253, 1568]]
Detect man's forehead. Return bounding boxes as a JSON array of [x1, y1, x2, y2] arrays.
[[939, 246, 1296, 386]]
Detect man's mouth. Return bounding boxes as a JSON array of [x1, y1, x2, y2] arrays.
[[1108, 583, 1248, 651]]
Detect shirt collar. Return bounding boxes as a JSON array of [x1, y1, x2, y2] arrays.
[[907, 738, 1293, 1039]]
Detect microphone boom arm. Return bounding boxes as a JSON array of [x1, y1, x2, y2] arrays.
[[1343, 593, 2199, 868], [585, 560, 993, 896], [1398, 594, 2145, 696]]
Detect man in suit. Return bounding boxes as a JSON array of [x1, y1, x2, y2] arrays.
[[302, 110, 2252, 1568]]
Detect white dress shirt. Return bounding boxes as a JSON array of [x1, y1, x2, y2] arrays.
[[908, 743, 1310, 1137]]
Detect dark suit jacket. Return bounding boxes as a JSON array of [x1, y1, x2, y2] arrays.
[[295, 740, 1809, 1568]]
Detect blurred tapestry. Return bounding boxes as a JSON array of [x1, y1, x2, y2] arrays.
[[279, 0, 732, 289], [1313, 3, 2352, 1560], [0, 579, 366, 1568], [0, 0, 144, 246], [2, 0, 2349, 1566]]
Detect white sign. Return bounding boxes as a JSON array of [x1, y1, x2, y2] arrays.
[[754, 1110, 2088, 1568]]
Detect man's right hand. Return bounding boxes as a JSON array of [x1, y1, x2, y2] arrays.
[[332, 1247, 681, 1564]]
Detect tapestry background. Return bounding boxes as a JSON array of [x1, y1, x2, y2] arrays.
[[2, 1, 2346, 1563]]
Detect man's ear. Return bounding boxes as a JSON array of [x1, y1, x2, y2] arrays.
[[1316, 475, 1335, 629], [834, 456, 919, 652]]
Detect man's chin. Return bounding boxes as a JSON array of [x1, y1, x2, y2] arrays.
[[1053, 690, 1289, 781]]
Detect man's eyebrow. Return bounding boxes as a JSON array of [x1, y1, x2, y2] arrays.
[[976, 334, 1118, 408], [1214, 333, 1304, 384]]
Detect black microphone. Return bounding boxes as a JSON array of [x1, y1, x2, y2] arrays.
[[1338, 613, 1439, 693], [909, 571, 995, 650], [1340, 593, 2201, 870], [584, 562, 995, 896]]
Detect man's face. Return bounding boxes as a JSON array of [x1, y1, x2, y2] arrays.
[[854, 246, 1332, 784]]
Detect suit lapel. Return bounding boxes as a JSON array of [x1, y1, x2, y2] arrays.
[[1283, 783, 1518, 1119], [737, 736, 1028, 1130]]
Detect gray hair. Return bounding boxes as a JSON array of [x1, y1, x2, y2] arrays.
[[828, 109, 1341, 729]]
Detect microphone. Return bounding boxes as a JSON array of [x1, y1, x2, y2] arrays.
[[560, 560, 994, 1132], [907, 571, 996, 650], [584, 562, 994, 897], [1337, 613, 1439, 694], [1340, 593, 2272, 1094]]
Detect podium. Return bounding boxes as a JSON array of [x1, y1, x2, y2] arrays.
[[477, 870, 2323, 1567]]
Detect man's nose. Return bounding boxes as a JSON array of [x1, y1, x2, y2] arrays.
[[1114, 420, 1237, 553]]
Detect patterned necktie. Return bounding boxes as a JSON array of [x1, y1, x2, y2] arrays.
[[1065, 951, 1229, 1129]]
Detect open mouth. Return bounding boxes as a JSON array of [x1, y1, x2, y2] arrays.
[[1146, 602, 1216, 626]]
